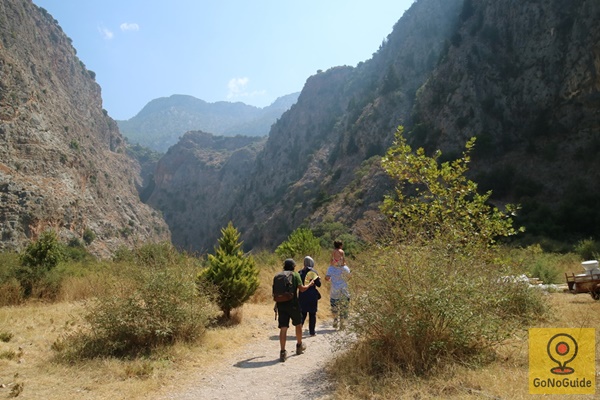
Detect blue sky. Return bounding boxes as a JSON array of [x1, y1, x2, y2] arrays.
[[32, 1, 415, 120]]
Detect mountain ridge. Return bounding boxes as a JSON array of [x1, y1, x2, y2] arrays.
[[146, 0, 466, 251], [144, 0, 600, 252], [117, 93, 299, 153]]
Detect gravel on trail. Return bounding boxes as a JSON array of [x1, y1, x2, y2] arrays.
[[155, 320, 342, 400]]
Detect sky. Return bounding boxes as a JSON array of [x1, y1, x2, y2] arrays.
[[32, 1, 415, 120]]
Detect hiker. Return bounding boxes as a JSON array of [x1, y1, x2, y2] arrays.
[[273, 258, 315, 362], [326, 240, 351, 329], [298, 256, 322, 336]]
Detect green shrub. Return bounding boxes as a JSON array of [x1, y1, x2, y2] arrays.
[[19, 230, 65, 269], [518, 245, 563, 284], [83, 228, 96, 245], [529, 260, 560, 284], [346, 238, 547, 376], [132, 241, 184, 267], [64, 238, 95, 263], [313, 219, 364, 259], [198, 222, 259, 319], [0, 331, 13, 342], [574, 238, 600, 260], [381, 127, 522, 247], [500, 244, 580, 283], [17, 230, 66, 297], [53, 245, 218, 359], [275, 227, 322, 260]]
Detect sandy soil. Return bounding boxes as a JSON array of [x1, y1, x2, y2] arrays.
[[153, 318, 340, 400]]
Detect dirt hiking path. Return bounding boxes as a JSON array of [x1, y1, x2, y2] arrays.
[[154, 319, 340, 400]]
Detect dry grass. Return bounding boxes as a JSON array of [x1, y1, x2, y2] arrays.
[[0, 300, 279, 400], [327, 290, 600, 399], [0, 255, 336, 400], [8, 253, 596, 399]]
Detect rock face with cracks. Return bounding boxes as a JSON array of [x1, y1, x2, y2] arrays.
[[0, 0, 170, 256]]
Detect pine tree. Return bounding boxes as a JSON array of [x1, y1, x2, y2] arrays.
[[199, 222, 259, 319]]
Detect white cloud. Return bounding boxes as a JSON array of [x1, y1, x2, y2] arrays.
[[120, 22, 140, 32], [99, 26, 114, 40], [227, 77, 250, 98], [227, 77, 266, 101]]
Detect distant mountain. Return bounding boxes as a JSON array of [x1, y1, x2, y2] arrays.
[[117, 93, 299, 152]]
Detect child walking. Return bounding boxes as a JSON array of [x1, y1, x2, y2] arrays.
[[325, 240, 350, 329]]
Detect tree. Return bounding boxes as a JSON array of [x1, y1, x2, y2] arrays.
[[335, 127, 544, 376], [17, 230, 65, 296], [275, 227, 321, 260], [380, 126, 522, 247], [199, 222, 259, 319]]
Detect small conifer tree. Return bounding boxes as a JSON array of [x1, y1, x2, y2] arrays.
[[199, 222, 259, 319]]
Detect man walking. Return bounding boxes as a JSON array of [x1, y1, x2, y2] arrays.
[[274, 258, 315, 362]]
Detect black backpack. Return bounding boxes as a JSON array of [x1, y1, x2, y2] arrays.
[[272, 270, 295, 302]]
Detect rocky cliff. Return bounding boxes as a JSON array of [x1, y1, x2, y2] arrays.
[[144, 0, 465, 251], [145, 132, 264, 252], [5, 0, 598, 256], [412, 0, 600, 239], [0, 0, 170, 256], [228, 0, 467, 249], [147, 0, 600, 252]]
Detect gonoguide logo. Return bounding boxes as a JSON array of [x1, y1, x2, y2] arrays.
[[529, 328, 595, 395]]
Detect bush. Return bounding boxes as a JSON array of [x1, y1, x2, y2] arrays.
[[380, 127, 522, 247], [343, 242, 547, 376], [198, 222, 259, 319], [275, 227, 322, 260], [53, 243, 218, 359], [17, 230, 66, 298], [528, 258, 560, 284], [64, 238, 95, 263], [0, 331, 13, 342], [83, 228, 96, 245], [19, 230, 65, 269], [574, 238, 600, 260], [313, 219, 364, 259]]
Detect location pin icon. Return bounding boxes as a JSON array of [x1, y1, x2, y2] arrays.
[[547, 333, 577, 375]]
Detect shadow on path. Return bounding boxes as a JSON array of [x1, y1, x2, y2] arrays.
[[234, 356, 280, 368], [268, 327, 338, 341]]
